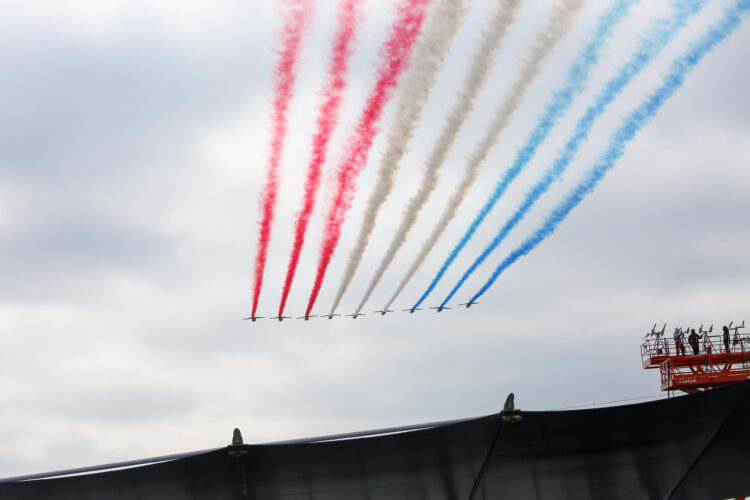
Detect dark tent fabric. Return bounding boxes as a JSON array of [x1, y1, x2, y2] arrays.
[[1, 380, 749, 499]]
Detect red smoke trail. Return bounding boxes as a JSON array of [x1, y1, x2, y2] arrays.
[[305, 0, 431, 316], [252, 0, 313, 318], [278, 0, 363, 317]]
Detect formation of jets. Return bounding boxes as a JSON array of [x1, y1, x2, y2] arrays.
[[243, 300, 480, 321]]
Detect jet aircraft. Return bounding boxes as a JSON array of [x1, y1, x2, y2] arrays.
[[373, 309, 394, 316], [402, 308, 422, 314], [346, 313, 365, 319], [458, 301, 480, 308], [297, 315, 317, 321], [326, 314, 341, 320], [242, 316, 265, 322], [270, 316, 291, 322], [430, 306, 450, 312]]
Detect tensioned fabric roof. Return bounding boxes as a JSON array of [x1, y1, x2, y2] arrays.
[[1, 380, 749, 499]]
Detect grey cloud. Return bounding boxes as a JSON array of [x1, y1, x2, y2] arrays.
[[50, 384, 196, 423], [0, 15, 269, 301], [0, 203, 179, 299], [0, 20, 266, 182]]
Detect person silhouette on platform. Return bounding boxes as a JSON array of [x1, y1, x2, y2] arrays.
[[723, 325, 731, 353], [701, 329, 711, 354], [688, 329, 699, 355], [674, 328, 686, 356]]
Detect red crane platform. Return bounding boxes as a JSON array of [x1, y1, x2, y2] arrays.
[[641, 321, 750, 393]]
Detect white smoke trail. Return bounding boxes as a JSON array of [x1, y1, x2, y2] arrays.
[[339, 0, 525, 314], [327, 0, 470, 315], [384, 0, 585, 310]]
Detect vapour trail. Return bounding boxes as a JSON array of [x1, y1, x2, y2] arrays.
[[305, 0, 431, 317], [393, 0, 586, 311], [439, 0, 706, 307], [469, 0, 750, 304], [327, 0, 470, 316], [278, 0, 363, 317], [251, 0, 314, 318], [349, 0, 525, 315]]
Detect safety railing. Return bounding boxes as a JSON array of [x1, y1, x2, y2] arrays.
[[643, 332, 750, 367], [659, 352, 750, 391]]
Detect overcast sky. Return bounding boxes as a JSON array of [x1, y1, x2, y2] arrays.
[[1, 0, 749, 477]]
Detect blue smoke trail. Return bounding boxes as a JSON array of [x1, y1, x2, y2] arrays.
[[438, 0, 708, 307], [408, 0, 638, 309], [469, 0, 750, 304]]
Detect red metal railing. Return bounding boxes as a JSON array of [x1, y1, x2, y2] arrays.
[[642, 332, 750, 369], [660, 356, 750, 392], [643, 329, 750, 392]]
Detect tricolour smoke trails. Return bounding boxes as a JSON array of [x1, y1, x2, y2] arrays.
[[439, 0, 706, 307], [469, 0, 750, 304], [396, 0, 587, 311], [251, 0, 314, 318], [278, 0, 363, 317], [327, 0, 469, 316], [350, 0, 525, 315], [305, 0, 430, 317]]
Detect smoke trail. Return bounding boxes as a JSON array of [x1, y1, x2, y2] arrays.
[[348, 0, 525, 315], [470, 0, 750, 304], [305, 0, 431, 316], [251, 0, 314, 318], [391, 0, 586, 311], [278, 0, 363, 317], [326, 0, 470, 315], [439, 0, 706, 307]]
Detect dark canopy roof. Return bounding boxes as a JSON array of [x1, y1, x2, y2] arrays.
[[2, 380, 749, 499]]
